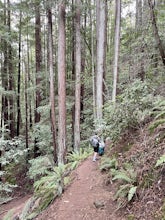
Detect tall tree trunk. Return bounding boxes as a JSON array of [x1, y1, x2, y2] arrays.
[[148, 0, 165, 66], [24, 61, 29, 156], [74, 0, 81, 152], [47, 3, 58, 163], [135, 0, 145, 81], [112, 0, 121, 102], [96, 0, 106, 120], [34, 1, 42, 157], [91, 0, 96, 121], [71, 0, 75, 150], [58, 2, 66, 164], [1, 0, 8, 133], [17, 11, 22, 136], [26, 26, 33, 128], [7, 0, 15, 138]]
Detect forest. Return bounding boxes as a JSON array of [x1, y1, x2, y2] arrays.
[[0, 0, 165, 219]]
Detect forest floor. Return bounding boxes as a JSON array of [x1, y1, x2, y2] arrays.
[[1, 121, 165, 220], [0, 155, 125, 220]]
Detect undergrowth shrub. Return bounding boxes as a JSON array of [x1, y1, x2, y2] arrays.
[[100, 156, 118, 172], [0, 137, 26, 204], [149, 97, 165, 133], [103, 79, 154, 141], [28, 155, 55, 180], [110, 163, 137, 208]]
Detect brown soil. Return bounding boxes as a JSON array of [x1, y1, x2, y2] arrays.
[[35, 156, 125, 220], [0, 156, 125, 220], [0, 195, 31, 220]]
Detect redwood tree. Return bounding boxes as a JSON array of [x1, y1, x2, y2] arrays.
[[58, 2, 66, 164], [74, 0, 81, 152], [112, 0, 121, 102], [34, 0, 42, 157], [96, 0, 107, 121]]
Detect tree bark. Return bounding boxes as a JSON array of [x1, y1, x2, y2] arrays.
[[112, 0, 121, 102], [74, 0, 81, 152], [148, 0, 165, 66], [7, 0, 15, 138], [34, 1, 42, 157], [96, 0, 106, 120], [58, 2, 66, 164], [17, 11, 22, 136]]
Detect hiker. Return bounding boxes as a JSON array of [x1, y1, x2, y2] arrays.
[[90, 133, 101, 162]]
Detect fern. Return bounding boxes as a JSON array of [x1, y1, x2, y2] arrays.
[[28, 155, 55, 180], [112, 171, 133, 183], [100, 157, 118, 172], [114, 184, 130, 200], [32, 164, 67, 214], [67, 148, 92, 163], [155, 155, 165, 167], [155, 111, 165, 119], [148, 119, 165, 133], [128, 186, 137, 202], [111, 163, 137, 207]]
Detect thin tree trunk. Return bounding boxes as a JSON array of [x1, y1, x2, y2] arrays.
[[71, 0, 75, 150], [47, 4, 58, 163], [58, 2, 66, 164], [148, 0, 165, 66], [34, 1, 42, 157], [24, 61, 29, 156], [26, 26, 33, 128], [17, 11, 22, 136], [7, 0, 15, 138], [91, 0, 96, 121], [74, 0, 81, 152], [96, 0, 106, 119], [112, 0, 121, 102], [1, 0, 8, 133]]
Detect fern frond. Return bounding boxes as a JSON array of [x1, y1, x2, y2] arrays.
[[114, 184, 130, 200], [100, 157, 118, 171], [155, 111, 165, 119], [149, 119, 165, 133], [128, 186, 137, 202], [112, 170, 133, 183], [155, 155, 165, 167]]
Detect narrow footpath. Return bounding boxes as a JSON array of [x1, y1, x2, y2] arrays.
[[35, 156, 125, 220]]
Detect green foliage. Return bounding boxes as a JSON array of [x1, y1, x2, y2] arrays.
[[0, 137, 27, 166], [155, 155, 165, 167], [2, 209, 14, 220], [67, 147, 92, 164], [104, 80, 154, 141], [149, 98, 165, 133], [149, 119, 165, 133], [33, 164, 68, 212], [100, 157, 118, 172], [0, 137, 26, 201], [29, 124, 53, 155], [28, 155, 55, 180], [111, 163, 137, 207]]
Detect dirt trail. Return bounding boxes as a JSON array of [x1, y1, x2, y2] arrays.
[[36, 156, 125, 220], [0, 156, 125, 220]]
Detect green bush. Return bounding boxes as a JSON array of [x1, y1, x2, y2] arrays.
[[104, 80, 154, 141], [111, 163, 137, 208]]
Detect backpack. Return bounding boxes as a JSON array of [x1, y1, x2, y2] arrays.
[[98, 141, 105, 156], [90, 136, 100, 148]]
